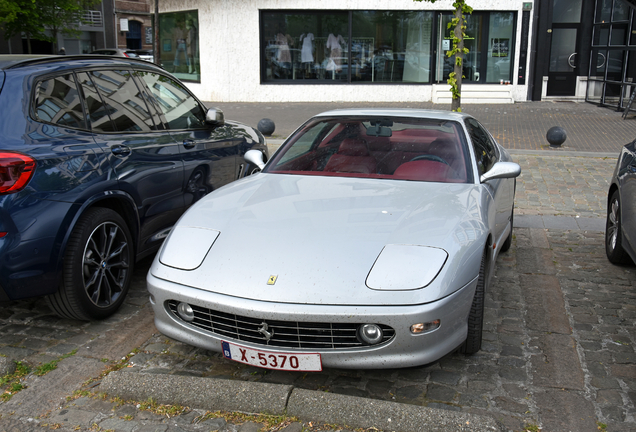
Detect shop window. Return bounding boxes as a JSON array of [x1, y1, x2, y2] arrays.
[[262, 11, 348, 82], [593, 25, 610, 46], [159, 10, 200, 83], [351, 11, 434, 83], [610, 24, 628, 45], [607, 50, 625, 81], [261, 10, 515, 85], [486, 13, 514, 83], [595, 0, 612, 23]]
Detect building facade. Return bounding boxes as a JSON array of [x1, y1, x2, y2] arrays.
[[154, 0, 634, 107]]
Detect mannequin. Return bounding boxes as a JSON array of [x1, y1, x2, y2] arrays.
[[300, 33, 314, 77], [326, 33, 345, 73]]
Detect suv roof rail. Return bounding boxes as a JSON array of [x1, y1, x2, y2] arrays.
[[0, 54, 157, 70]]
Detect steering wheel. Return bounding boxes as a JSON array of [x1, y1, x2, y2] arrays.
[[410, 154, 449, 165]]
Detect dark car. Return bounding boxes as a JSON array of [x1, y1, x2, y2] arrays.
[[0, 54, 267, 320], [606, 138, 636, 264]]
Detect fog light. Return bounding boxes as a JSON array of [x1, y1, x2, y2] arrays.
[[177, 302, 195, 322], [410, 320, 441, 334], [357, 324, 383, 345]]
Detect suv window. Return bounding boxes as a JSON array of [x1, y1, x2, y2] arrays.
[[465, 118, 498, 176], [83, 70, 155, 132], [34, 73, 86, 129], [136, 72, 206, 130]]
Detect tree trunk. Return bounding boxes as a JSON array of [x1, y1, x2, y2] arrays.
[[451, 6, 464, 112], [27, 35, 32, 54]]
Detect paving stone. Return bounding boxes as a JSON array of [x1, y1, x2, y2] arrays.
[[425, 384, 457, 402]]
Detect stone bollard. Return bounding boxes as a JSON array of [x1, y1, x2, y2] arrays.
[[546, 126, 567, 148], [257, 118, 275, 136]]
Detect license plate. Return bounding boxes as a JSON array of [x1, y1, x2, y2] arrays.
[[221, 341, 322, 372]]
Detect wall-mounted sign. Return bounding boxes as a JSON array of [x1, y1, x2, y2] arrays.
[[120, 18, 129, 32], [145, 27, 153, 44], [442, 39, 451, 51], [523, 2, 533, 11]]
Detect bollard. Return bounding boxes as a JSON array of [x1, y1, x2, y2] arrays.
[[257, 118, 275, 136], [546, 126, 567, 148]]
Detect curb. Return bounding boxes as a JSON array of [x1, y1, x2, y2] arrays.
[[101, 371, 505, 432]]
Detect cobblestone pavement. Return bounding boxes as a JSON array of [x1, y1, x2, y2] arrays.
[[1, 153, 635, 432], [512, 153, 616, 218]]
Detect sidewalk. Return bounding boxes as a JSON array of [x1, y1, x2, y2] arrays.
[[1, 102, 635, 432]]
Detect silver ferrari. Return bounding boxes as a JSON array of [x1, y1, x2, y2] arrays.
[[147, 109, 521, 370]]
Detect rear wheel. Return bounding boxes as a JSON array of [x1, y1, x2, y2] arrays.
[[606, 189, 632, 264], [460, 251, 486, 354], [46, 208, 134, 320]]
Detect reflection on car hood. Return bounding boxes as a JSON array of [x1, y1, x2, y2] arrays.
[[152, 173, 488, 306]]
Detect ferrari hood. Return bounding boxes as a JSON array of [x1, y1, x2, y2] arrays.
[[151, 173, 487, 306]]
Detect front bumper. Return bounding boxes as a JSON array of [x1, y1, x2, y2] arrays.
[[147, 272, 477, 369]]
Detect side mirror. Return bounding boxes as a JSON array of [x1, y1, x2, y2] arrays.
[[205, 107, 225, 126], [244, 149, 266, 171], [480, 162, 521, 183]]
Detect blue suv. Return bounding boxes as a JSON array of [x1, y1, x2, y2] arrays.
[[0, 55, 267, 320]]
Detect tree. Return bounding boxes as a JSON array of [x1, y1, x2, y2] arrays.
[[414, 0, 473, 112], [1, 0, 46, 54], [2, 0, 99, 54], [0, 0, 21, 26]]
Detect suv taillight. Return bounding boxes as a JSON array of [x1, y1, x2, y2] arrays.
[[0, 152, 36, 194]]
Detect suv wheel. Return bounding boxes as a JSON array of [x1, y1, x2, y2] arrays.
[[46, 208, 134, 320]]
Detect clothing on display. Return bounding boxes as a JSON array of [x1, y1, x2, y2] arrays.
[[326, 33, 346, 72], [300, 33, 314, 63], [276, 33, 292, 64]]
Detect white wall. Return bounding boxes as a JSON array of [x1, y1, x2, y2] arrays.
[[160, 0, 533, 103]]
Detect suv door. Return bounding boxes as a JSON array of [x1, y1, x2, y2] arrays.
[[135, 71, 240, 208], [77, 69, 185, 254]]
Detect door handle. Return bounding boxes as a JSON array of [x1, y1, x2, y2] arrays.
[[183, 139, 195, 149], [597, 52, 606, 69], [111, 145, 131, 156], [568, 52, 577, 69]]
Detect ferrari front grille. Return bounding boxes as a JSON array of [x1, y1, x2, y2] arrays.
[[167, 300, 395, 349]]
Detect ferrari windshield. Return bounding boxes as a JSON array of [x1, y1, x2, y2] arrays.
[[265, 116, 472, 183]]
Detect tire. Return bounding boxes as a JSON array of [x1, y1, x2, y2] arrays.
[[460, 251, 486, 355], [46, 208, 134, 320], [605, 189, 632, 265], [500, 208, 514, 253], [186, 168, 210, 204]]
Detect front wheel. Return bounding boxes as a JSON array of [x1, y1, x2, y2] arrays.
[[46, 208, 134, 320], [460, 251, 486, 354], [605, 190, 632, 264]]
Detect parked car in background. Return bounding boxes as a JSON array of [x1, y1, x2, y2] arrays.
[[90, 48, 140, 58], [148, 108, 520, 370], [135, 49, 154, 62], [0, 54, 267, 321], [605, 138, 636, 265]]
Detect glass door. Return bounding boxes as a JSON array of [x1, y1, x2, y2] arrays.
[[547, 0, 582, 96]]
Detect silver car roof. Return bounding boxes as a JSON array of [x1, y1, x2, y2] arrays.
[[313, 108, 472, 122]]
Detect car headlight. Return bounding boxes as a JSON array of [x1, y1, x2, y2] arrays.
[[159, 226, 220, 270], [366, 244, 448, 290]]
